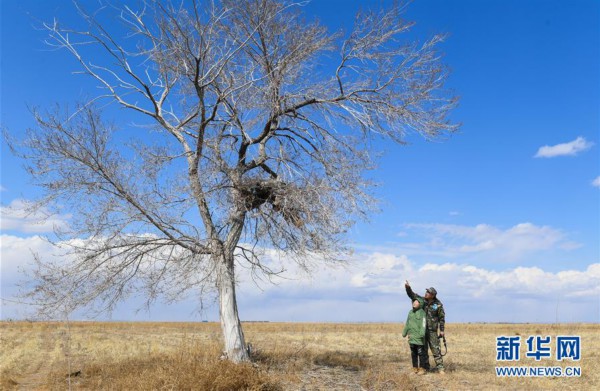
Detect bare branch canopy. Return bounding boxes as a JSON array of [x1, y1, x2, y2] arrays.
[[10, 0, 458, 362]]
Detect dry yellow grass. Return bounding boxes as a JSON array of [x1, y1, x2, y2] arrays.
[[1, 321, 598, 390]]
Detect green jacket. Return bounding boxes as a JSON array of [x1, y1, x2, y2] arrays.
[[402, 299, 426, 345], [406, 285, 445, 333]]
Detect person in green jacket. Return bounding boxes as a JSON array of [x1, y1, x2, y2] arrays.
[[402, 298, 430, 375]]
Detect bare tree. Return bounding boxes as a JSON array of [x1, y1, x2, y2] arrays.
[[11, 0, 457, 362]]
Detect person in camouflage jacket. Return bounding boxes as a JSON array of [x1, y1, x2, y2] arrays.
[[405, 280, 445, 373]]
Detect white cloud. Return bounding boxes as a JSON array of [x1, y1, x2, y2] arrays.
[[398, 222, 580, 261], [236, 250, 599, 322], [2, 234, 598, 323], [1, 234, 60, 319], [415, 262, 600, 299], [0, 199, 70, 233], [534, 136, 594, 158], [233, 248, 599, 322], [0, 185, 6, 192], [592, 176, 600, 188], [1, 234, 55, 278]]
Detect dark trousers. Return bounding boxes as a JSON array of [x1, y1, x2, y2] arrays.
[[410, 343, 430, 369]]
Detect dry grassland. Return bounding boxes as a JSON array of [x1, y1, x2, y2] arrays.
[[1, 321, 598, 390]]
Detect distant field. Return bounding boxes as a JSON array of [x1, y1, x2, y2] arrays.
[[1, 321, 598, 390]]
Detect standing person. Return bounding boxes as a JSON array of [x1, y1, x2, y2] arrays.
[[405, 280, 446, 374], [402, 298, 430, 375]]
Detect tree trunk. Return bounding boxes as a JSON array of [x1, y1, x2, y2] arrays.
[[216, 250, 248, 362]]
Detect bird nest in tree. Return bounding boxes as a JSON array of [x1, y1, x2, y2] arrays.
[[238, 179, 304, 227]]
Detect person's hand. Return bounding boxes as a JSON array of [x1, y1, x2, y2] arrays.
[[405, 280, 410, 288], [439, 331, 444, 337]]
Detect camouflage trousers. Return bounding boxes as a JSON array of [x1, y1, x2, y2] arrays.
[[425, 329, 444, 369]]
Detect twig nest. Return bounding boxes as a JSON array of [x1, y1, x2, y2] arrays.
[[238, 179, 304, 227]]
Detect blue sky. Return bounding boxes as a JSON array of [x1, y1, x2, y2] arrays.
[[1, 0, 599, 323]]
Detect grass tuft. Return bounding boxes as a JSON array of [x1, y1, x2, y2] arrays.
[[362, 364, 416, 391], [47, 343, 281, 390], [313, 351, 368, 371], [0, 376, 19, 390]]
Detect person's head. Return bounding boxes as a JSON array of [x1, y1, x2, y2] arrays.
[[412, 299, 420, 309], [425, 287, 437, 300]]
